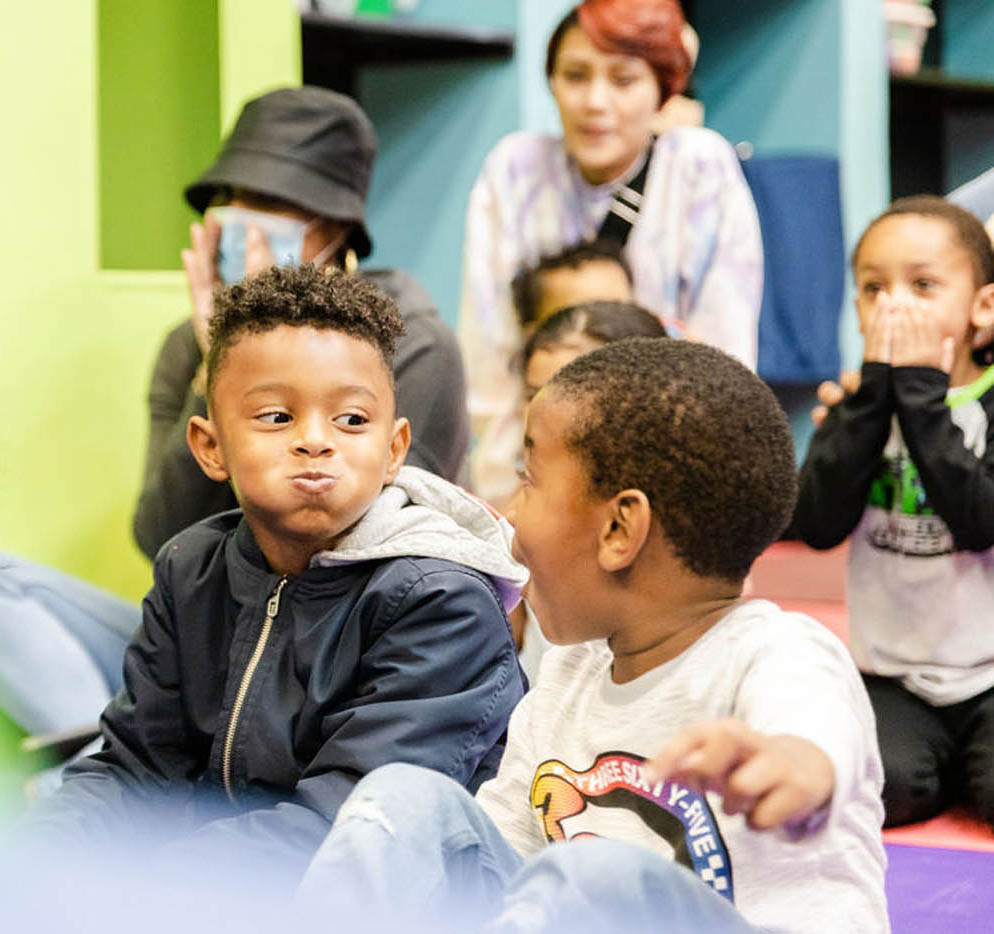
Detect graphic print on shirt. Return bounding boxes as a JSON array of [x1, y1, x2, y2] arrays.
[[865, 451, 952, 556], [530, 751, 733, 901], [865, 402, 988, 557]]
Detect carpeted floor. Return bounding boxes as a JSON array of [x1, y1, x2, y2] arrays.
[[885, 843, 994, 933]]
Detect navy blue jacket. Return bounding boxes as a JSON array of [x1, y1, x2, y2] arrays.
[[34, 511, 524, 872]]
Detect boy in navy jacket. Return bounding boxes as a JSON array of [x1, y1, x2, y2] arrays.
[[23, 265, 526, 883]]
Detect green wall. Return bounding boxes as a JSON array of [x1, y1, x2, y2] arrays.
[[0, 0, 298, 602], [99, 0, 221, 270]]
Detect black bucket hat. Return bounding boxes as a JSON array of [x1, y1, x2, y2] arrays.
[[185, 86, 377, 259]]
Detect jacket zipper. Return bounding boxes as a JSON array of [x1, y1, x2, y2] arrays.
[[222, 575, 288, 804]]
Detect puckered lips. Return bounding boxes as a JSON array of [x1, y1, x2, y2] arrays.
[[291, 471, 336, 495]]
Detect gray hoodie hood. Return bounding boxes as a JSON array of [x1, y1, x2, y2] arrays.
[[310, 466, 528, 612]]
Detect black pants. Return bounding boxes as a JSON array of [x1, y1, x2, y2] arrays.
[[863, 674, 994, 828]]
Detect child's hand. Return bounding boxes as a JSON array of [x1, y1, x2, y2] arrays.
[[889, 302, 955, 373], [182, 215, 222, 356], [810, 370, 861, 427], [862, 295, 893, 366], [644, 719, 835, 832]]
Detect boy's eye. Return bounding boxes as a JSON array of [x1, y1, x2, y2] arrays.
[[258, 411, 292, 424], [860, 283, 882, 298], [334, 413, 368, 428], [913, 278, 935, 292]]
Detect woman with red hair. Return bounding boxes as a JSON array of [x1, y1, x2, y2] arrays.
[[459, 0, 763, 505]]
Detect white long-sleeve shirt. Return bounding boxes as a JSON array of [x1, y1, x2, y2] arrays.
[[459, 127, 763, 502], [476, 600, 889, 934]]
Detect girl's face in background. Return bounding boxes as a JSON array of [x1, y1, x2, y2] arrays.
[[549, 26, 661, 185], [524, 334, 605, 403], [854, 213, 991, 383]]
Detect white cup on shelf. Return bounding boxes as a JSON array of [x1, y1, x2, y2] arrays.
[[883, 1, 937, 76]]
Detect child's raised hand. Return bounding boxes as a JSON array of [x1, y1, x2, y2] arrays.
[[889, 302, 955, 373], [644, 719, 835, 832]]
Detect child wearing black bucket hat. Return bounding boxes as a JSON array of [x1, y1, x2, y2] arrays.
[[133, 86, 471, 559]]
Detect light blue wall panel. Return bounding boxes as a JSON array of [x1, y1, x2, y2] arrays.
[[942, 0, 994, 81], [691, 0, 840, 154], [360, 58, 519, 327], [838, 0, 888, 369], [516, 0, 574, 133]]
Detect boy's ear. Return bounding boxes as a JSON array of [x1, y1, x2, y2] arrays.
[[384, 416, 411, 484], [970, 283, 994, 343], [597, 489, 653, 573], [187, 415, 230, 483]]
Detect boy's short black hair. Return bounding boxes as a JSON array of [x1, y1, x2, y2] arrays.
[[549, 338, 797, 581], [854, 195, 994, 286], [206, 263, 404, 399], [512, 240, 633, 328], [520, 300, 666, 372]]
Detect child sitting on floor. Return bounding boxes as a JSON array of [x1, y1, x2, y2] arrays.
[[795, 195, 994, 829], [18, 264, 526, 888], [300, 338, 888, 933], [513, 300, 668, 679]]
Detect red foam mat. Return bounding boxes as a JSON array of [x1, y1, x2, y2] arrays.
[[882, 809, 994, 853]]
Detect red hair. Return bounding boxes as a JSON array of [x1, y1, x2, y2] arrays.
[[575, 0, 691, 102]]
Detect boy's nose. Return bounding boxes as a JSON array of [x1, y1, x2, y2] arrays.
[[294, 415, 334, 456], [295, 438, 333, 457]]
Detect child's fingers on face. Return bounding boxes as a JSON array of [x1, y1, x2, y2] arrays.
[[940, 335, 956, 374], [864, 302, 893, 362]]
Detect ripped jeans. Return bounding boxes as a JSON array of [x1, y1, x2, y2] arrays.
[[298, 763, 755, 934]]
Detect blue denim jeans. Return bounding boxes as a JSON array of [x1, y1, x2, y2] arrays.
[[0, 553, 140, 733], [298, 763, 756, 933]]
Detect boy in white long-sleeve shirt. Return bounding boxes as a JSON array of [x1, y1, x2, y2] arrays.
[[301, 338, 889, 934]]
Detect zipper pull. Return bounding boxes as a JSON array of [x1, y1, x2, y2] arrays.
[[267, 576, 288, 619]]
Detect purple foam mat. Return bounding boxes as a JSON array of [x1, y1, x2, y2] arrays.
[[885, 843, 994, 933]]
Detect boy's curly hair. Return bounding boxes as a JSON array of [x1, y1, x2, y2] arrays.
[[548, 338, 797, 582], [206, 264, 404, 398]]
